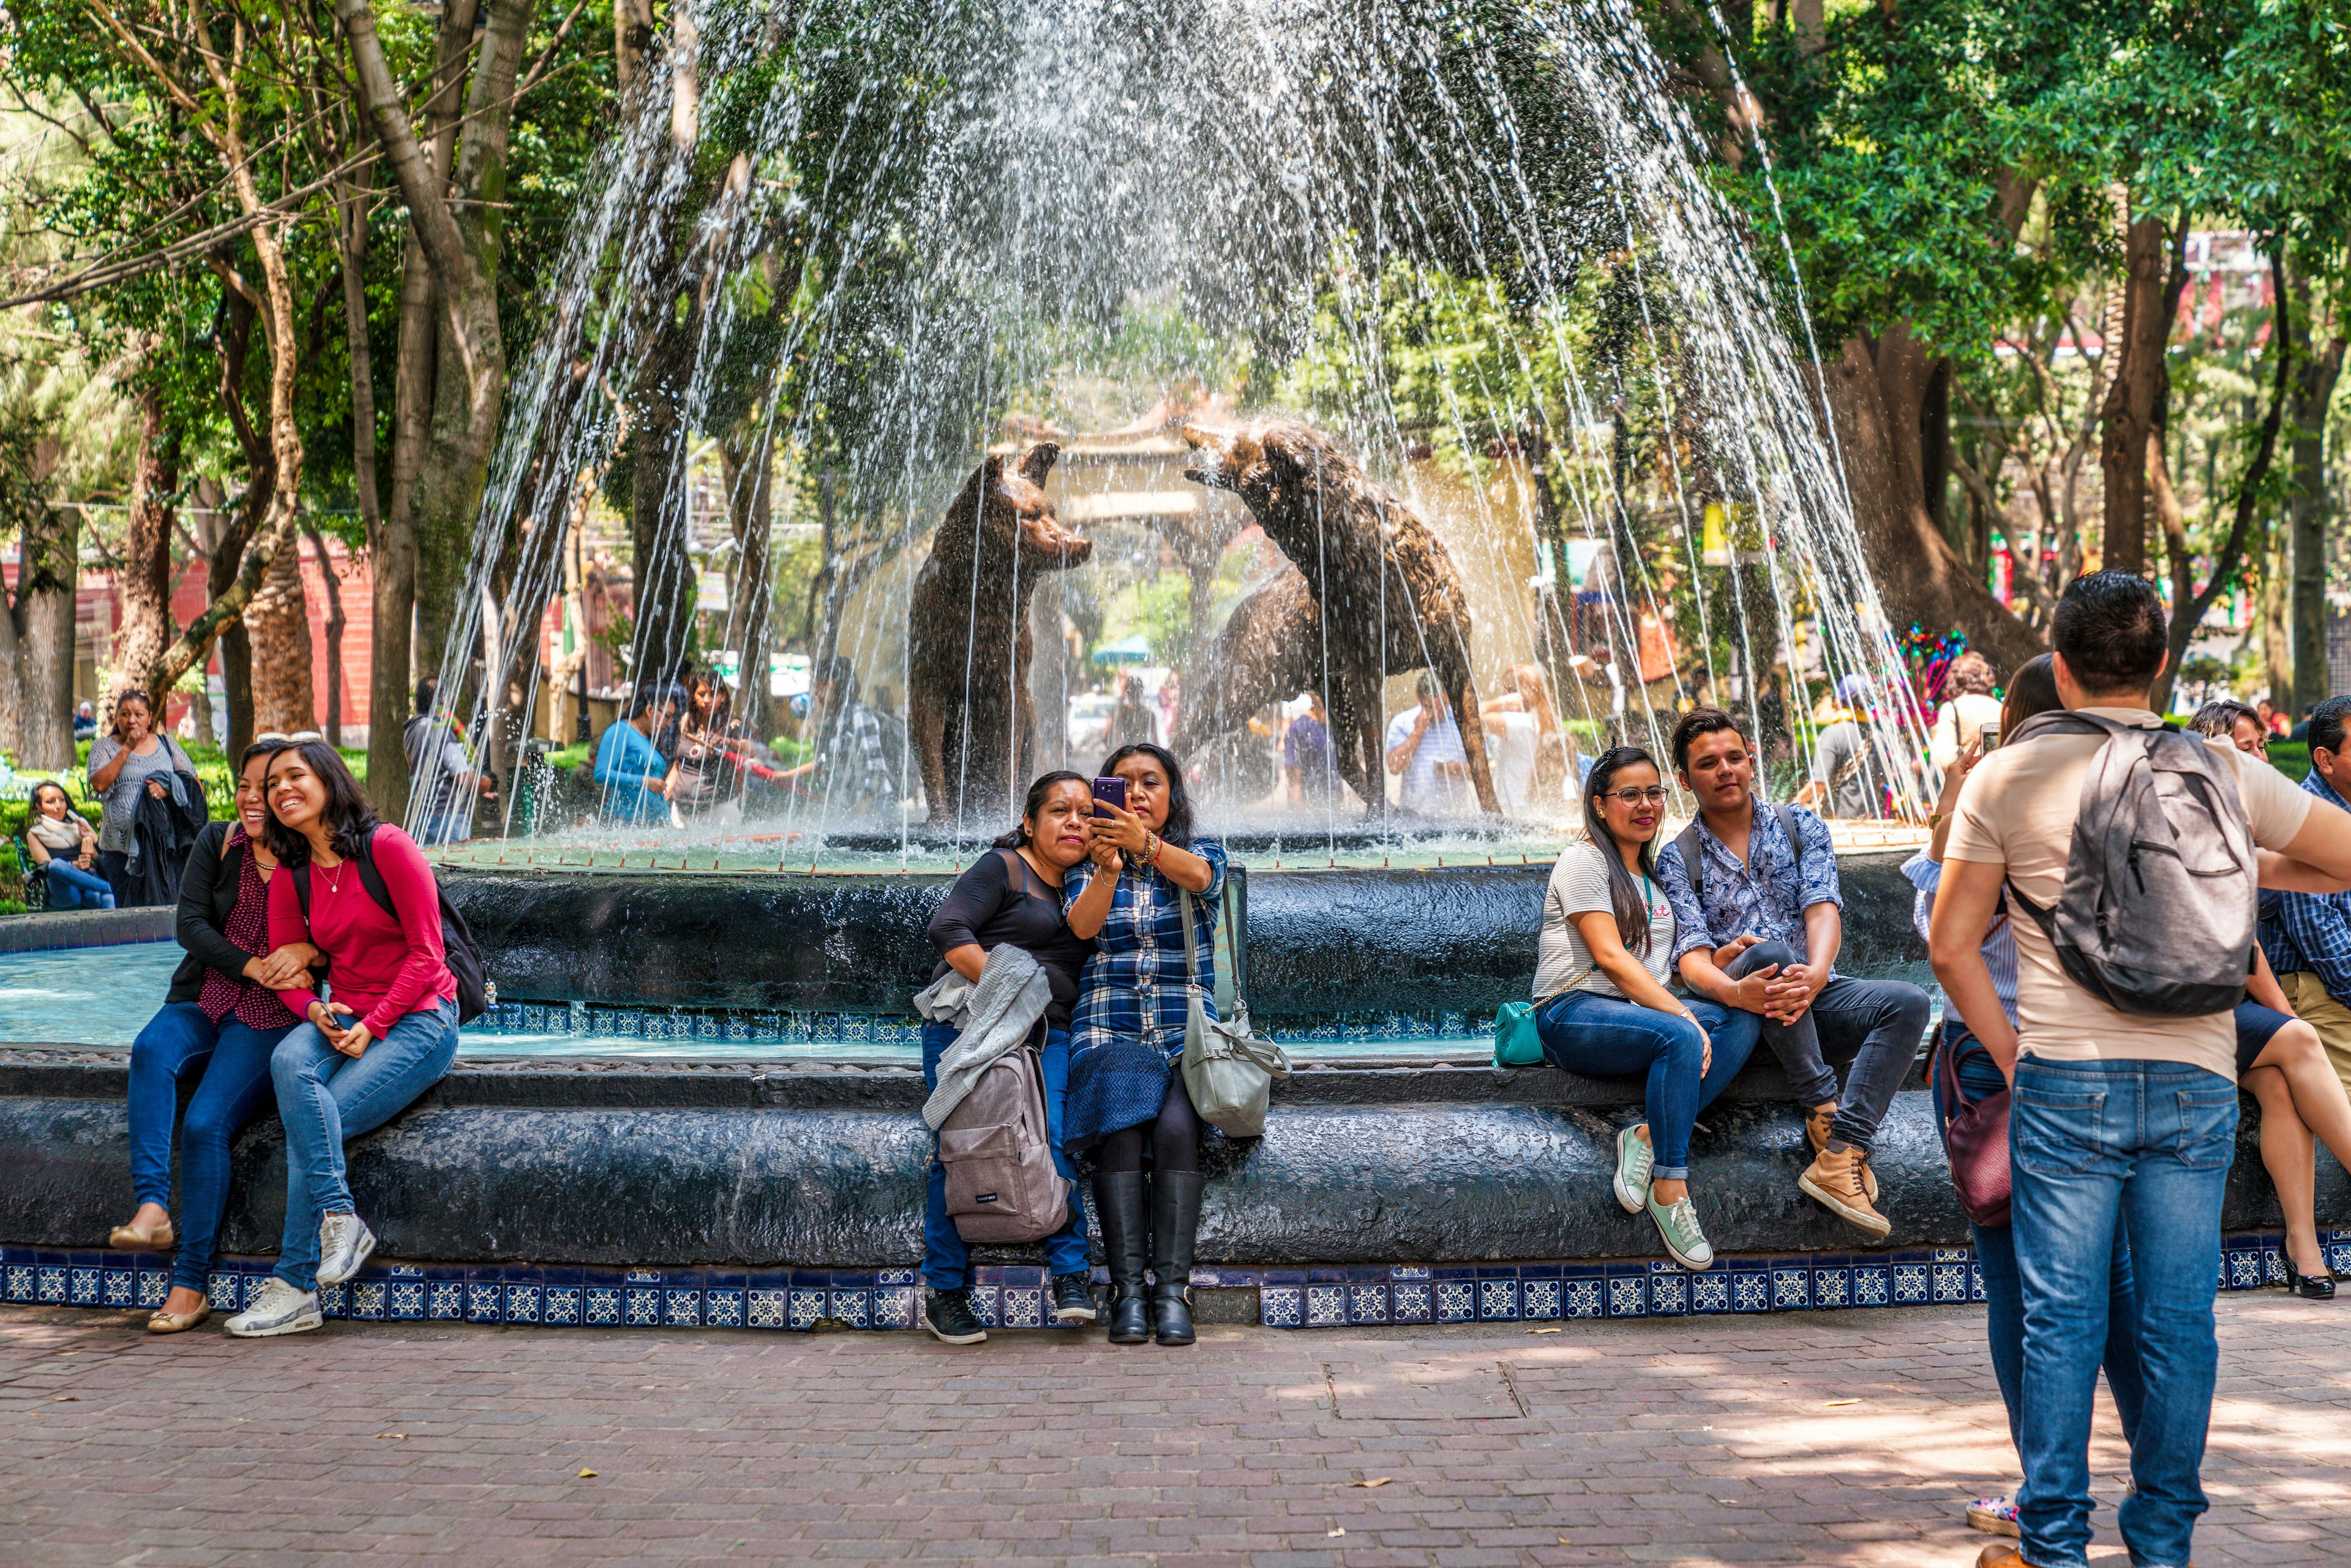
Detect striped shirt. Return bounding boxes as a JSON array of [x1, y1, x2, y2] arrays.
[[1903, 851, 2018, 1032]]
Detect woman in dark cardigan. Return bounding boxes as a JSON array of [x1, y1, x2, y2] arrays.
[[105, 737, 318, 1333]]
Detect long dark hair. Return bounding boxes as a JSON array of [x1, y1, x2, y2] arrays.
[[26, 779, 75, 820], [992, 770, 1089, 849], [2001, 653, 2062, 737], [1098, 741, 1195, 846], [263, 740, 381, 866], [1582, 745, 1663, 955]]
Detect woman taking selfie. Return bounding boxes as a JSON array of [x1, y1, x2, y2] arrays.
[[1533, 746, 1760, 1269], [108, 737, 314, 1333], [22, 781, 111, 909], [917, 772, 1100, 1345], [86, 687, 202, 906], [222, 741, 461, 1339], [1063, 742, 1225, 1348]]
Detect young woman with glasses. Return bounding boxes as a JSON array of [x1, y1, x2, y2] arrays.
[[1531, 746, 1762, 1269]]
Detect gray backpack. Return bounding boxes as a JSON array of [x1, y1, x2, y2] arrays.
[[2002, 710, 2255, 1017], [1673, 802, 1801, 904], [937, 1030, 1070, 1244]]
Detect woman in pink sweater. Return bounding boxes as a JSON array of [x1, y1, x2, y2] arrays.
[[224, 741, 460, 1338]]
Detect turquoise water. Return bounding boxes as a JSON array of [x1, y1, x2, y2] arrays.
[[0, 942, 1481, 1061]]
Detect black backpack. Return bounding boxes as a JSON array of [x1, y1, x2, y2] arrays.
[[292, 825, 494, 1023]]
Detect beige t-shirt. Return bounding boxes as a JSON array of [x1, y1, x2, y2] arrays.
[[1944, 706, 2316, 1080], [1533, 839, 1676, 1000]]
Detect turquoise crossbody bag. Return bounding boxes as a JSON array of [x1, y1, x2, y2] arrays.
[[1491, 999, 1546, 1067]]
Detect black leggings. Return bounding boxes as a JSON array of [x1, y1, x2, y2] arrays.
[[1093, 1073, 1201, 1175]]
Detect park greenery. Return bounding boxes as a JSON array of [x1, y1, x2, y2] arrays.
[[0, 0, 2344, 817]]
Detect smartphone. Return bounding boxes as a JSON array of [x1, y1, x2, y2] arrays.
[[1091, 776, 1128, 817], [1979, 724, 2000, 752]]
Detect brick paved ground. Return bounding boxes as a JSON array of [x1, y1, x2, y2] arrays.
[[2, 1293, 2345, 1567]]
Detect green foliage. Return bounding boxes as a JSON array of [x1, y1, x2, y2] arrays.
[[2270, 742, 2312, 782]]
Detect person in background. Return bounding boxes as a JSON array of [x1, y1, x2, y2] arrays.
[[1930, 651, 2003, 770], [2288, 702, 2316, 746], [1660, 706, 1930, 1238], [87, 688, 203, 907], [1533, 746, 1760, 1269], [1155, 672, 1182, 750], [667, 669, 743, 823], [72, 700, 96, 741], [2264, 695, 2351, 1105], [403, 677, 497, 846], [1796, 676, 1881, 820], [1063, 742, 1225, 1348], [1487, 661, 1575, 809], [2197, 697, 2351, 1296], [23, 781, 112, 909], [917, 772, 1100, 1345], [778, 657, 897, 817], [1933, 574, 2351, 1568], [2257, 696, 2282, 736], [1385, 670, 1471, 816], [593, 684, 680, 825], [1283, 689, 1336, 804], [1478, 677, 1542, 818], [1910, 655, 2146, 1540], [1106, 673, 1159, 751], [225, 741, 462, 1338], [108, 736, 313, 1334]]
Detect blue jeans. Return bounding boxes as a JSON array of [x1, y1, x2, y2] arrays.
[[1534, 991, 1760, 1177], [2011, 1055, 2237, 1568], [269, 999, 460, 1292], [128, 1002, 297, 1292], [412, 808, 472, 847], [921, 1019, 1090, 1289], [1932, 1026, 2146, 1460], [44, 861, 116, 909]]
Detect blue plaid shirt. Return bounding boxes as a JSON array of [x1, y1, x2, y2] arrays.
[[1655, 801, 1843, 970], [1059, 838, 1228, 1147], [2266, 770, 2351, 999]]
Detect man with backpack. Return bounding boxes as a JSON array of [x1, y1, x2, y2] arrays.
[[1929, 573, 2351, 1568], [1658, 707, 1932, 1239]]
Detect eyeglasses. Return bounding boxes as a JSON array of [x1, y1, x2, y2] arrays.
[[1601, 786, 1668, 805], [254, 732, 326, 745]]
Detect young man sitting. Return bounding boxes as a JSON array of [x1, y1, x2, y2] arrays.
[[1656, 707, 1930, 1236], [1930, 572, 2351, 1568]]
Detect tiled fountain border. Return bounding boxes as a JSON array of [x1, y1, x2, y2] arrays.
[[10, 1233, 2339, 1332]]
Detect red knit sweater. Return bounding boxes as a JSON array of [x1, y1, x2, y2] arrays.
[[269, 825, 457, 1036]]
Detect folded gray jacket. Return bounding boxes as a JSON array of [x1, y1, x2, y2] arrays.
[[915, 942, 1052, 1130]]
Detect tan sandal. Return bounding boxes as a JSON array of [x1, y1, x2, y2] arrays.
[[146, 1304, 209, 1335], [109, 1217, 175, 1251]]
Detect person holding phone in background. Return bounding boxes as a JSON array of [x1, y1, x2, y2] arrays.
[[1063, 743, 1226, 1348]]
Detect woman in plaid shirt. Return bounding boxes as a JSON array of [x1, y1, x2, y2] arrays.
[[1063, 743, 1226, 1348]]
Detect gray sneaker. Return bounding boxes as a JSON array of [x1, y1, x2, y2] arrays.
[[225, 1278, 324, 1338], [1646, 1192, 1715, 1271], [1612, 1124, 1654, 1215], [317, 1212, 376, 1288]]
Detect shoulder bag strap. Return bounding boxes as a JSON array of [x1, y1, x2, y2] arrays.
[[1672, 821, 1706, 905], [1177, 884, 1201, 998], [1220, 875, 1244, 1008]]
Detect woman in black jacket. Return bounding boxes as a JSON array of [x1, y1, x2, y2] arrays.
[[105, 737, 318, 1332]]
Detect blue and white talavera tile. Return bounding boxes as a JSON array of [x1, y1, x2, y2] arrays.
[[1563, 1279, 1603, 1320], [1731, 1272, 1771, 1314], [997, 1288, 1041, 1330], [1348, 1283, 1390, 1324], [1933, 1263, 1971, 1304], [1605, 1275, 1645, 1319], [1811, 1267, 1850, 1310], [467, 1282, 503, 1323], [1691, 1272, 1732, 1315], [1477, 1278, 1518, 1321], [102, 1266, 134, 1307], [1892, 1264, 1930, 1305], [1853, 1265, 1891, 1308], [68, 1266, 100, 1305], [543, 1286, 582, 1326], [504, 1284, 543, 1324], [748, 1289, 788, 1329], [428, 1280, 466, 1321], [704, 1289, 744, 1329], [353, 1280, 390, 1321], [1305, 1285, 1348, 1328], [1434, 1281, 1477, 1323], [788, 1288, 827, 1330], [1388, 1281, 1431, 1324], [1519, 1279, 1561, 1322], [1260, 1286, 1303, 1329], [1772, 1267, 1810, 1311], [871, 1286, 917, 1330], [5, 1263, 33, 1302], [37, 1265, 67, 1304], [662, 1289, 703, 1328], [136, 1269, 169, 1309], [585, 1286, 623, 1326], [1647, 1269, 1690, 1318]]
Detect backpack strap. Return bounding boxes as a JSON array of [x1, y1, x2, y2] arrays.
[[1671, 821, 1707, 906], [290, 825, 399, 926]]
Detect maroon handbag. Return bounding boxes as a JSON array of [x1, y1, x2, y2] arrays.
[[1937, 1032, 2012, 1228]]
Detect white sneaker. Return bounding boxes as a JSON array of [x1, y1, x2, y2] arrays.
[[317, 1212, 376, 1287], [225, 1278, 323, 1338]]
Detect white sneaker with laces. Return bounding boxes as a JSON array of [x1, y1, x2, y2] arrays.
[[317, 1212, 376, 1287], [225, 1278, 324, 1338]]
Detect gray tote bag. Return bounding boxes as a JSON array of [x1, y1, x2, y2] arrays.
[[1177, 882, 1290, 1138]]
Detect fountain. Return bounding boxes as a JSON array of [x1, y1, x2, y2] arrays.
[[8, 0, 2333, 1332]]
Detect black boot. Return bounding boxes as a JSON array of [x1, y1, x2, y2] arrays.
[[1150, 1169, 1203, 1347], [1094, 1169, 1150, 1345]]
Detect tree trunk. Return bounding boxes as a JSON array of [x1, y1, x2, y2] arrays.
[[116, 383, 182, 699], [1823, 331, 2044, 674], [2264, 528, 2292, 705], [630, 369, 697, 686], [246, 531, 317, 735], [2286, 263, 2345, 716], [722, 424, 776, 740], [6, 497, 78, 769], [2096, 211, 2178, 578], [308, 521, 348, 745]]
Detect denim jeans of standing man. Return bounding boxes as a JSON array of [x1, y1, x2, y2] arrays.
[[43, 860, 116, 909], [1932, 1027, 2147, 1458], [128, 1002, 296, 1294], [269, 999, 460, 1292], [1534, 992, 1761, 1177], [1725, 939, 1928, 1151], [920, 1019, 1090, 1288], [2011, 1055, 2237, 1568]]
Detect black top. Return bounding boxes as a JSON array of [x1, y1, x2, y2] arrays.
[[926, 847, 1095, 1029], [168, 820, 258, 1003]]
